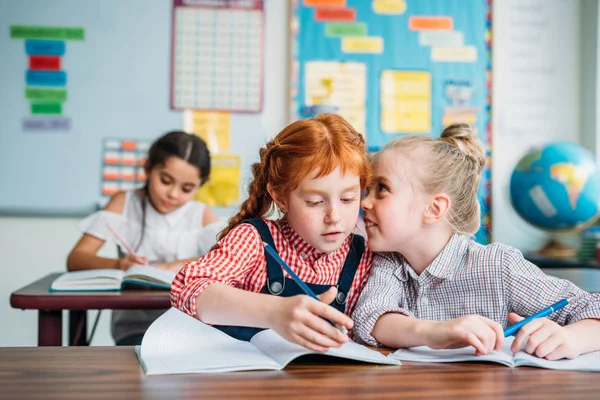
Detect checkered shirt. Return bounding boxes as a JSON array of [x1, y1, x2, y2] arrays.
[[171, 219, 373, 318], [352, 233, 600, 347]]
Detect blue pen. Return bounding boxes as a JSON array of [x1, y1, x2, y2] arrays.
[[504, 298, 570, 337], [262, 242, 348, 335]]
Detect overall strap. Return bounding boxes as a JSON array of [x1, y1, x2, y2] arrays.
[[244, 218, 285, 295], [334, 234, 365, 307]]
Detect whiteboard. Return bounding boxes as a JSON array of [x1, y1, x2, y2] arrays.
[[0, 0, 265, 215]]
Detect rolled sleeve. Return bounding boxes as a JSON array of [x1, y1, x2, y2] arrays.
[[352, 253, 413, 347], [502, 247, 600, 325], [170, 224, 263, 317]]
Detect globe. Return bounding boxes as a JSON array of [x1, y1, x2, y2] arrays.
[[510, 142, 600, 232]]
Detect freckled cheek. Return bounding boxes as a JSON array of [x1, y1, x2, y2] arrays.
[[300, 211, 321, 226]]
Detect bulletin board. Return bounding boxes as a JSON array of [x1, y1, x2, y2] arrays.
[[290, 0, 492, 243], [0, 0, 266, 216]]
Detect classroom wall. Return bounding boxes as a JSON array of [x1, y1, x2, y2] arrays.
[[0, 0, 290, 346], [0, 0, 597, 346], [491, 0, 583, 251], [581, 0, 598, 158]]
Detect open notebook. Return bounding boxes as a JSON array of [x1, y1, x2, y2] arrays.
[[135, 307, 401, 375], [50, 265, 176, 292], [388, 337, 600, 372]]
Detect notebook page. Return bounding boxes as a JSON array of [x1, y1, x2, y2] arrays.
[[139, 308, 280, 374], [249, 329, 313, 367], [389, 340, 515, 367], [514, 348, 600, 371], [123, 265, 176, 286], [251, 330, 401, 367], [50, 269, 124, 290]]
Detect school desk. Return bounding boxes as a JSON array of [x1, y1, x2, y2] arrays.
[[0, 346, 598, 399], [10, 272, 170, 346]]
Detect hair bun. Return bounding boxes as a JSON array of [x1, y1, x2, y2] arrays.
[[440, 123, 486, 172]]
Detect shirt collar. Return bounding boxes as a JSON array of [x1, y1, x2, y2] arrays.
[[392, 233, 469, 281], [274, 219, 351, 262], [425, 233, 469, 280], [142, 195, 191, 228], [165, 201, 192, 227]]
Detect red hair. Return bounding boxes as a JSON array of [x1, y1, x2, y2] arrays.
[[220, 114, 370, 239]]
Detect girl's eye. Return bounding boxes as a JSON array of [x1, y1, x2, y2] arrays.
[[341, 197, 357, 204], [378, 183, 389, 193], [182, 187, 193, 194], [160, 177, 171, 185], [306, 200, 323, 206]]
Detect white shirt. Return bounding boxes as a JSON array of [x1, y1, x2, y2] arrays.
[[78, 190, 225, 342]]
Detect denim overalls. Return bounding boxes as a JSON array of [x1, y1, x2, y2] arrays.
[[214, 218, 365, 341]]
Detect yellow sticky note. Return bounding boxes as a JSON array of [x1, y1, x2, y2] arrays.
[[342, 37, 384, 54], [373, 0, 407, 15], [442, 107, 478, 126], [431, 46, 477, 63], [380, 71, 431, 133], [195, 154, 241, 207], [192, 112, 230, 153]]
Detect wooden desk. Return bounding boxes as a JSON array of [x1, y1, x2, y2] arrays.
[[10, 273, 171, 346], [0, 346, 598, 399]]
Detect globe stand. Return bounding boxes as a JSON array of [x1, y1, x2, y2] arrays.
[[535, 239, 577, 258]]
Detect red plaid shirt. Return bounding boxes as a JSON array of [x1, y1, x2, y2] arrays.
[[171, 219, 373, 318]]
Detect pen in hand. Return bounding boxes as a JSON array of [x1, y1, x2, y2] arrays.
[[504, 298, 570, 337], [262, 242, 349, 335], [107, 224, 148, 268], [107, 224, 137, 256]]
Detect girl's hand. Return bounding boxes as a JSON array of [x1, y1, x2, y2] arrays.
[[508, 313, 582, 360], [117, 254, 148, 270], [269, 287, 353, 352], [426, 315, 504, 356]]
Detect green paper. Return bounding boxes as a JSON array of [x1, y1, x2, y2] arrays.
[[31, 103, 62, 115], [25, 88, 67, 103], [325, 23, 367, 37], [10, 25, 84, 40]]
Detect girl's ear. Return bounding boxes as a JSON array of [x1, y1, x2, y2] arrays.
[[267, 183, 287, 213], [423, 193, 450, 225]]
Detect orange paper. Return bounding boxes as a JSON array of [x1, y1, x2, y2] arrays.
[[304, 0, 345, 6], [409, 16, 452, 31]]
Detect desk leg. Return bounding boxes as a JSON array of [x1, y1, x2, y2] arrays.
[[38, 310, 62, 346], [69, 311, 88, 346]]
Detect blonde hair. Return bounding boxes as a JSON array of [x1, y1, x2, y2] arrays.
[[376, 123, 486, 235], [220, 114, 370, 239]]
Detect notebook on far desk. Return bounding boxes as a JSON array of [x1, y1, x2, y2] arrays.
[[50, 265, 176, 292]]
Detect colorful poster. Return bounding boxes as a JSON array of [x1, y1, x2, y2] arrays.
[[304, 61, 366, 134], [291, 0, 491, 243], [10, 25, 84, 132], [100, 139, 150, 203], [171, 0, 263, 112]]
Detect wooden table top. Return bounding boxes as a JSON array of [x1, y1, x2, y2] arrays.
[[10, 272, 171, 310], [1, 346, 598, 399]]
